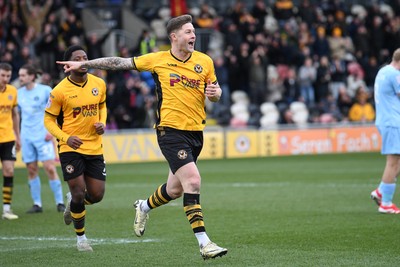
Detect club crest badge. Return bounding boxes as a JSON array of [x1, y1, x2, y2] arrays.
[[65, 164, 75, 174], [177, 150, 188, 160], [92, 88, 99, 96], [194, 64, 203, 73]]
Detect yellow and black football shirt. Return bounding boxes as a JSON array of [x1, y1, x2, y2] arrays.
[[0, 84, 18, 143], [133, 50, 217, 131], [44, 73, 106, 155]]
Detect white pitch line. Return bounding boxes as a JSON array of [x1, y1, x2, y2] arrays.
[[227, 182, 376, 188], [0, 236, 159, 252], [0, 236, 74, 241], [108, 182, 377, 189]]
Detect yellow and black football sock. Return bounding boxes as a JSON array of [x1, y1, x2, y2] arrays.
[[147, 183, 173, 209], [70, 201, 86, 236], [183, 193, 206, 233], [3, 176, 13, 205]]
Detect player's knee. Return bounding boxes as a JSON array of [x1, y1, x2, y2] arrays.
[[88, 191, 104, 203], [71, 190, 86, 203], [186, 177, 201, 193], [27, 165, 38, 177], [44, 165, 57, 177]]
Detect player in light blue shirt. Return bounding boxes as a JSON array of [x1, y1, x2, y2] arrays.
[[370, 48, 400, 214], [18, 64, 65, 213]]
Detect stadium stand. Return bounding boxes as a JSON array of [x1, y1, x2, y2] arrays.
[[2, 0, 399, 129]]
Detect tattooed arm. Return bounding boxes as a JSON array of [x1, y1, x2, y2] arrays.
[[56, 57, 134, 73]]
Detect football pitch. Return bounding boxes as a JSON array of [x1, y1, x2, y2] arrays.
[[1, 152, 399, 266]]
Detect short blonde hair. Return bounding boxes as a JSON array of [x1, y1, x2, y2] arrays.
[[393, 48, 400, 62]]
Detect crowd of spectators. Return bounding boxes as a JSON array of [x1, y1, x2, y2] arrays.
[[201, 0, 399, 126], [1, 0, 400, 129]]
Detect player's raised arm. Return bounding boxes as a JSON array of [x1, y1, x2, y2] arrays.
[[56, 57, 134, 73]]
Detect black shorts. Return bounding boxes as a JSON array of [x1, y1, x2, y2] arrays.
[[59, 152, 106, 181], [0, 141, 16, 161], [157, 127, 203, 174]]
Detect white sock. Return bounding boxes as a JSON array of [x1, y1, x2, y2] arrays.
[[77, 234, 87, 242], [140, 200, 151, 213], [195, 232, 211, 247], [382, 201, 393, 206], [3, 204, 11, 212]]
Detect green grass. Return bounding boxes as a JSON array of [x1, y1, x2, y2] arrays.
[[1, 152, 399, 266]]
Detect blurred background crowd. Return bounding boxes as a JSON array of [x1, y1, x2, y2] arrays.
[[1, 0, 399, 129]]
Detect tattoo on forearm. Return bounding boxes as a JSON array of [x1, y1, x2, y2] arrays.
[[82, 57, 133, 70]]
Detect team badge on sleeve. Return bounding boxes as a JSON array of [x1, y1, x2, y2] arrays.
[[46, 98, 52, 108]]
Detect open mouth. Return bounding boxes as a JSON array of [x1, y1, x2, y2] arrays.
[[188, 41, 195, 47]]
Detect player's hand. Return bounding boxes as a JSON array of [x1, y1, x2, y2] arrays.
[[67, 136, 83, 150], [94, 122, 105, 135], [205, 79, 221, 102], [15, 138, 21, 152], [56, 61, 82, 73], [45, 132, 53, 141]]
